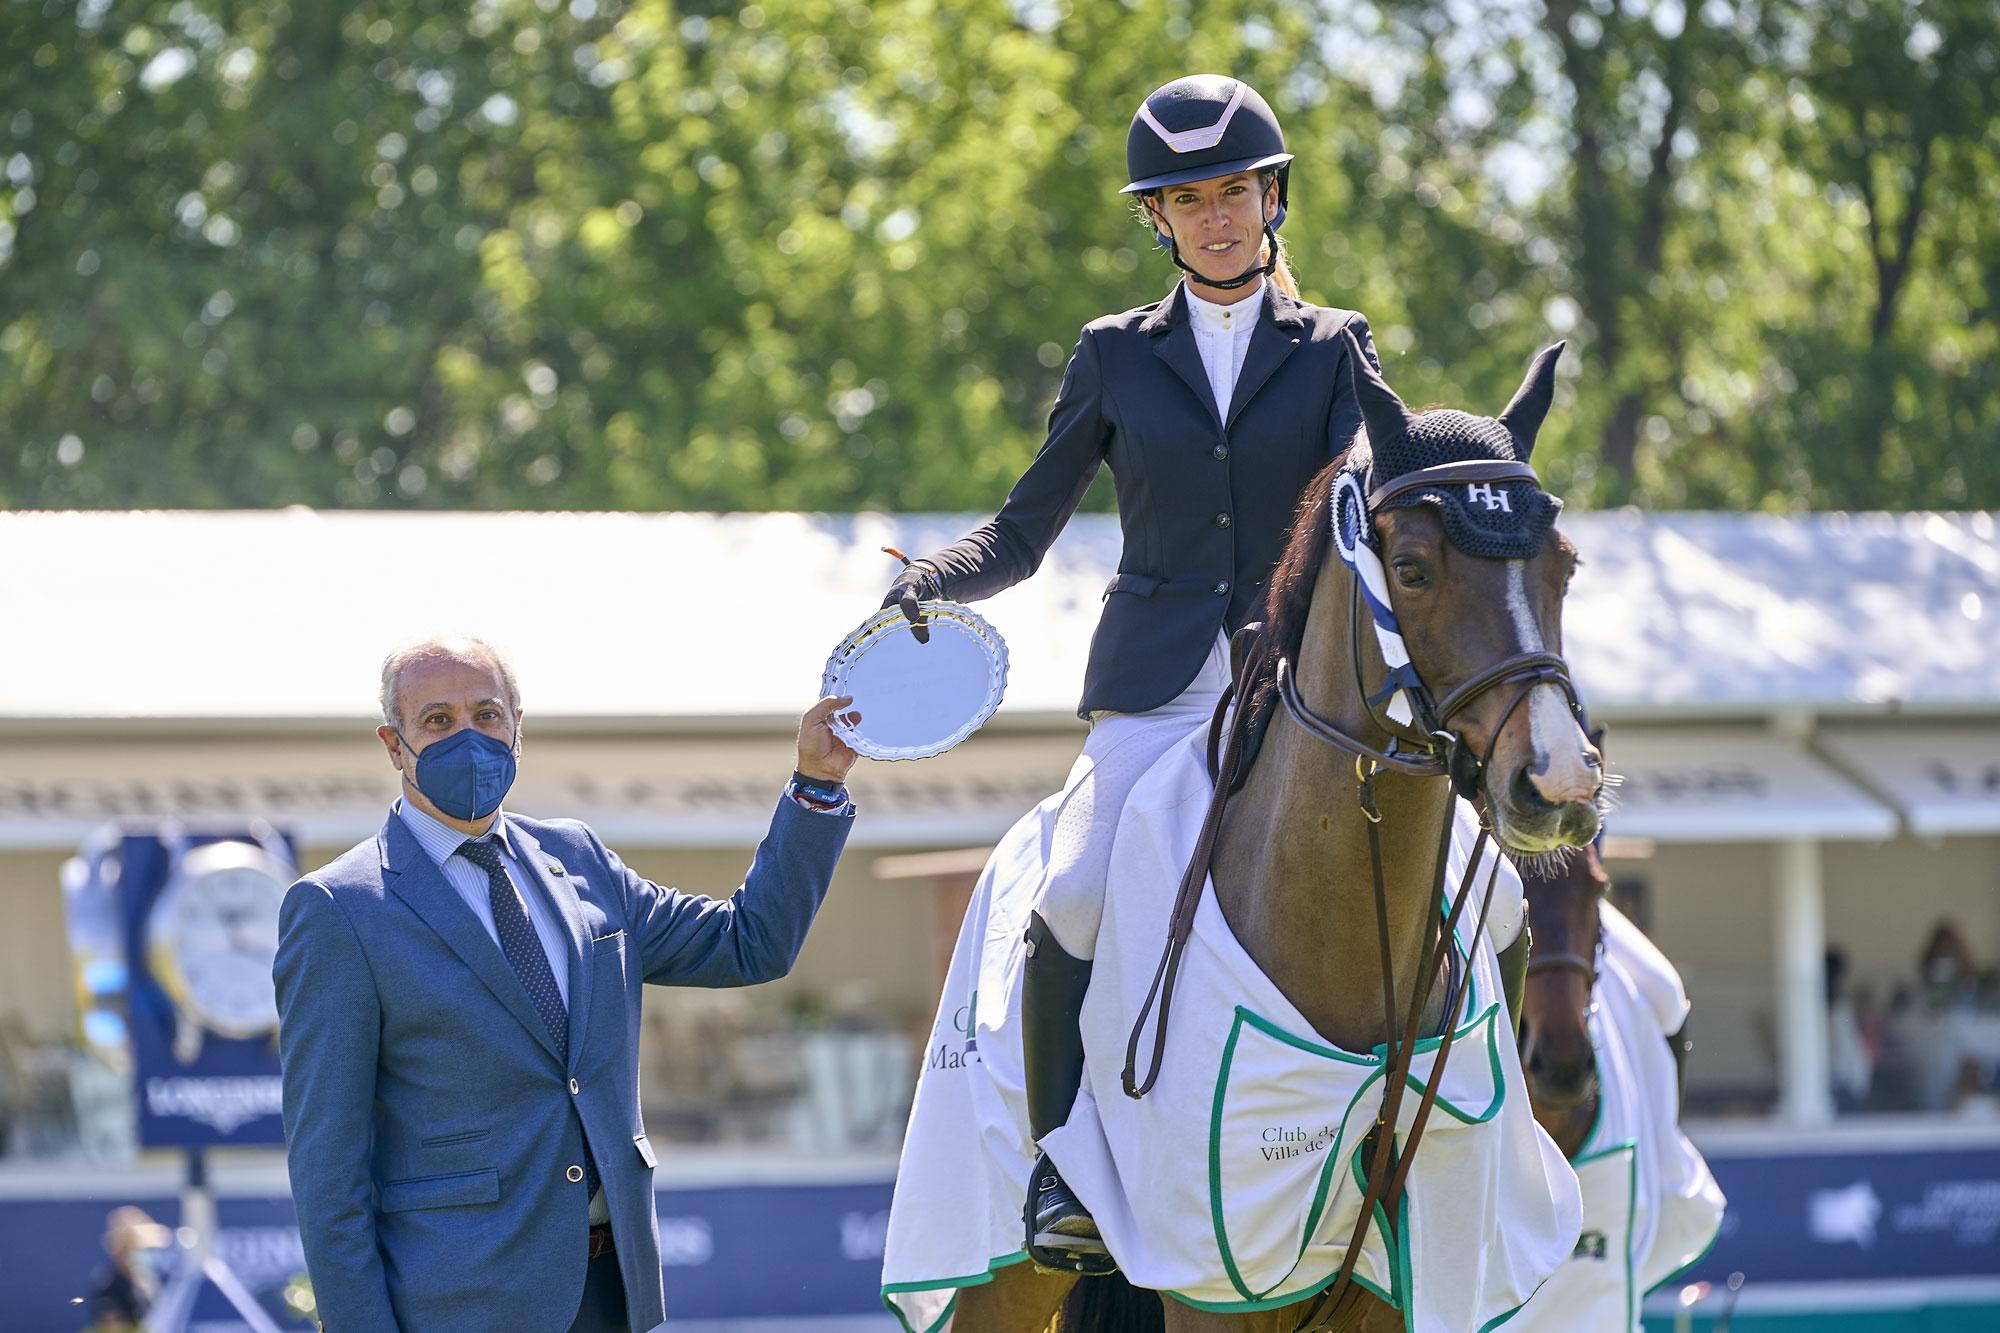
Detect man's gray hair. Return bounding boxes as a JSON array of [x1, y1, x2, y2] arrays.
[[379, 635, 521, 729]]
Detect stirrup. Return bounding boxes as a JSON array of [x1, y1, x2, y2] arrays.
[[1024, 1155, 1117, 1276]]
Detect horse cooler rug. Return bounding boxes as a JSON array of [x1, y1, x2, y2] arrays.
[[1508, 903, 1726, 1331], [882, 728, 1581, 1331]]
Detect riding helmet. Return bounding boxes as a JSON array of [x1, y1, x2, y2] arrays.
[[1121, 74, 1293, 227]]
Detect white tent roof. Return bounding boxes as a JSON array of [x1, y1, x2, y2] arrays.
[[1818, 723, 2000, 837], [1600, 726, 1896, 843], [1, 508, 1993, 724]]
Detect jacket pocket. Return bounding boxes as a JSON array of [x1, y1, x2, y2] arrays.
[[1104, 573, 1163, 599], [418, 1127, 490, 1149], [592, 930, 626, 955], [634, 1134, 658, 1169], [379, 1167, 499, 1213]]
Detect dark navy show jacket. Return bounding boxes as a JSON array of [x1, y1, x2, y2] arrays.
[[925, 283, 1379, 717]]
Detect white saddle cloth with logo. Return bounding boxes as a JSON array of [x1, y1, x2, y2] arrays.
[[1507, 905, 1726, 1331], [881, 726, 1574, 1331]]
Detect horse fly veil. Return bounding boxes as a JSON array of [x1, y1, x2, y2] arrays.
[[1331, 331, 1567, 726]]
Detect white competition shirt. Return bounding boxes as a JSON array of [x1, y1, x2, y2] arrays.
[[1185, 281, 1264, 419]]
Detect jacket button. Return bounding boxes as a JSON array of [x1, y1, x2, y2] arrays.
[[1212, 581, 1230, 596], [1213, 445, 1229, 460], [569, 1078, 580, 1094], [1214, 512, 1231, 528], [566, 1164, 585, 1183]]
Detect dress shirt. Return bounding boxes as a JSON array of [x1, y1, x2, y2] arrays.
[[396, 799, 573, 1009], [1185, 281, 1265, 419]]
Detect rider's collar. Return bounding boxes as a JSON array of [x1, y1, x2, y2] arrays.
[[1185, 282, 1264, 335]]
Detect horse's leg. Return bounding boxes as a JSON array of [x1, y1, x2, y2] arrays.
[[1160, 1287, 1404, 1333], [949, 1261, 1078, 1333], [1161, 1302, 1289, 1333]]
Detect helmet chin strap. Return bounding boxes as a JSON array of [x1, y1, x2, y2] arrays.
[[1159, 219, 1279, 292]]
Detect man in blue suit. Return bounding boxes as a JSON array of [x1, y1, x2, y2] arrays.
[[274, 636, 858, 1332]]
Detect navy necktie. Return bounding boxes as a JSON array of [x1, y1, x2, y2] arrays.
[[459, 837, 598, 1202]]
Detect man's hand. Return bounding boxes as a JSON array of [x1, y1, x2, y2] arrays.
[[797, 695, 860, 784]]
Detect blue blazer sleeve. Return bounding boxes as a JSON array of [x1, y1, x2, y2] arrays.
[[273, 880, 399, 1331], [590, 795, 854, 987], [922, 325, 1109, 602]]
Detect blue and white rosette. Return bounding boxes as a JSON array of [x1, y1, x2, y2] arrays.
[[1331, 468, 1423, 728]]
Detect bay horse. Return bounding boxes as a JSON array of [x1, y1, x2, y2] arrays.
[[902, 337, 1602, 1333], [1511, 735, 1726, 1330], [1518, 834, 1618, 1161]]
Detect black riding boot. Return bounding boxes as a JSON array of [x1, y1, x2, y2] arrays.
[[1021, 911, 1116, 1275]]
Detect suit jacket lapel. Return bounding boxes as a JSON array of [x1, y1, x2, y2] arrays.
[[1225, 287, 1305, 430], [508, 819, 591, 1069], [1147, 288, 1224, 430], [378, 817, 562, 1064]]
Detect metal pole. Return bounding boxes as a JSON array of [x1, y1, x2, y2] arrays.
[[1775, 836, 1833, 1125]]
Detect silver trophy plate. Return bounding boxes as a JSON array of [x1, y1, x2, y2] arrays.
[[820, 601, 1010, 761]]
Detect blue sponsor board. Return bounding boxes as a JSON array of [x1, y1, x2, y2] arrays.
[[0, 1183, 894, 1331], [2, 1140, 1994, 1329], [1682, 1145, 2000, 1288], [119, 831, 295, 1150]]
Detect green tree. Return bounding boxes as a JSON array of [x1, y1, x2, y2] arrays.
[[3, 0, 1995, 513]]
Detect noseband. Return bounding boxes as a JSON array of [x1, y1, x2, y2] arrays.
[[1524, 939, 1601, 987]]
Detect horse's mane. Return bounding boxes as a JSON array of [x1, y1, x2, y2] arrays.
[[1244, 445, 1360, 719], [1259, 452, 1347, 666], [1247, 407, 1456, 708]]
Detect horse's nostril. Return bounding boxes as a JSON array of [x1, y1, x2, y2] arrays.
[[1511, 764, 1555, 814]]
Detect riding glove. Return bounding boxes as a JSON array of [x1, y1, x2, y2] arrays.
[[881, 560, 943, 644]]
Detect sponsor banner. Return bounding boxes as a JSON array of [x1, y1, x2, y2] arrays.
[[119, 831, 294, 1149], [0, 1186, 893, 1331], [2, 1143, 1994, 1328], [1678, 1145, 2000, 1288]]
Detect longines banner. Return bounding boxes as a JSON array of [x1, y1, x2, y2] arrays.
[[115, 829, 296, 1149]]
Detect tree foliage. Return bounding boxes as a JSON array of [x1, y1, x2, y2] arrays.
[[2, 0, 1994, 512]]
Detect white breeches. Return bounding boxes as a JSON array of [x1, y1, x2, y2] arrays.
[[1037, 633, 1233, 959]]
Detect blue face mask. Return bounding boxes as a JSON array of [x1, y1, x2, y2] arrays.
[[396, 725, 518, 821]]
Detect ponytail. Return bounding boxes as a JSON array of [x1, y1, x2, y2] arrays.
[[1264, 230, 1300, 301], [1259, 168, 1300, 299]]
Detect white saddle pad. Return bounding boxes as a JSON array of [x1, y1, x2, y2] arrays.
[[1506, 908, 1727, 1331], [881, 726, 1575, 1331]]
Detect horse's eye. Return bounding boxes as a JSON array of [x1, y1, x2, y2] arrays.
[[1391, 558, 1428, 589]]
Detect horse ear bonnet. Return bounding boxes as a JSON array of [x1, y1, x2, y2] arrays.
[[1347, 340, 1565, 560]]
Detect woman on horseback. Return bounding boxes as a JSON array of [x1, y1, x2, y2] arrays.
[[880, 73, 1382, 1272]]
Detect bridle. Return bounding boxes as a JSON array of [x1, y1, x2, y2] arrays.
[[1520, 875, 1607, 1126], [1120, 457, 1586, 1330]]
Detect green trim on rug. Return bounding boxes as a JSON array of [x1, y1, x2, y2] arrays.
[[880, 1250, 1029, 1333], [1208, 999, 1509, 1304], [1572, 1139, 1641, 1327], [1641, 1205, 1725, 1299]]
